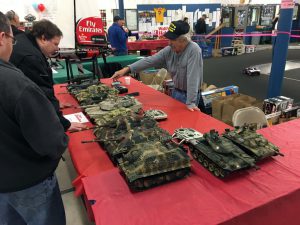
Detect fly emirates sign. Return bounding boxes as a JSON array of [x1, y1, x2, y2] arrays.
[[76, 17, 105, 45]]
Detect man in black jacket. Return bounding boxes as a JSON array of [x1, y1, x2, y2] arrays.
[[10, 19, 86, 131], [0, 12, 68, 225], [195, 14, 207, 35]]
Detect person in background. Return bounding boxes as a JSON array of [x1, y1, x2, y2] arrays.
[[10, 19, 86, 132], [108, 16, 129, 56], [5, 10, 23, 36], [195, 14, 207, 35], [112, 20, 205, 112], [0, 12, 68, 225], [271, 14, 279, 33], [183, 17, 192, 34]]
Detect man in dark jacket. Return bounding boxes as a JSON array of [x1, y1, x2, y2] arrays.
[[195, 14, 207, 35], [0, 12, 68, 225], [108, 16, 128, 56], [10, 19, 86, 131]]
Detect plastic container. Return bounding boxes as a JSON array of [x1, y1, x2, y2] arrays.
[[251, 32, 262, 45]]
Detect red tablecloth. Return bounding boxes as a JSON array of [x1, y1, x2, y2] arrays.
[[127, 40, 169, 51], [81, 118, 300, 225], [56, 79, 300, 224]]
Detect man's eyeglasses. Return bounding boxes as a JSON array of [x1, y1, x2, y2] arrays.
[[5, 33, 17, 45]]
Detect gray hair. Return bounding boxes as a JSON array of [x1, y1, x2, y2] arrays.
[[5, 10, 16, 21], [177, 32, 191, 42], [0, 11, 11, 33]]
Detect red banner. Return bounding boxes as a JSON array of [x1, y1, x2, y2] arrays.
[[76, 17, 106, 46]]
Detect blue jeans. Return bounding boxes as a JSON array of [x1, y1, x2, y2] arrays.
[[171, 88, 207, 113], [0, 175, 65, 225]]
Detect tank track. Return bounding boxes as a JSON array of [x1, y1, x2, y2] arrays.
[[189, 145, 230, 178], [126, 168, 191, 191]]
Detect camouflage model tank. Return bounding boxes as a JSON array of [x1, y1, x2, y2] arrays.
[[74, 84, 118, 105], [173, 128, 258, 178], [84, 96, 142, 116], [92, 108, 132, 126], [118, 141, 191, 191], [144, 109, 168, 120], [98, 126, 172, 163], [94, 115, 157, 138], [67, 79, 100, 95], [223, 124, 283, 161]]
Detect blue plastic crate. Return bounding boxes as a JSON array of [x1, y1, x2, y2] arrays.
[[201, 45, 212, 58]]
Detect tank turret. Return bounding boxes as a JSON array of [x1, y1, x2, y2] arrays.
[[93, 108, 132, 126], [74, 84, 118, 105], [144, 109, 168, 120], [99, 126, 172, 163], [84, 96, 142, 116], [223, 124, 283, 161], [118, 141, 191, 191]]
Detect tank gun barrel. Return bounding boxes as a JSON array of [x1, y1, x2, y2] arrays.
[[70, 124, 115, 133], [81, 137, 122, 143]]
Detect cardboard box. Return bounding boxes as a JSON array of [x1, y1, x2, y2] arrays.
[[281, 106, 300, 119], [212, 95, 236, 120], [263, 97, 289, 114], [211, 93, 261, 125], [139, 69, 171, 85], [221, 102, 237, 124], [202, 85, 239, 110], [277, 96, 293, 109]]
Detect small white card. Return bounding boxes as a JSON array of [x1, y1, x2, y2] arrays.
[[64, 112, 89, 123], [52, 68, 58, 74]]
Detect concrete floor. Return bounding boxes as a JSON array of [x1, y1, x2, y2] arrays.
[[56, 150, 94, 225]]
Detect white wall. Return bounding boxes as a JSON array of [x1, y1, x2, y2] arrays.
[[0, 0, 75, 48], [137, 0, 240, 4]]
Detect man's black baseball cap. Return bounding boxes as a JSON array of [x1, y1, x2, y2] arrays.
[[164, 20, 190, 40], [113, 16, 124, 22]]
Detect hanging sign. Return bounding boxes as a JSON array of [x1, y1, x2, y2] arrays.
[[76, 17, 106, 46], [153, 26, 169, 36]]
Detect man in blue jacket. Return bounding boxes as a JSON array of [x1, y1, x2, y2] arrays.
[[108, 16, 128, 56]]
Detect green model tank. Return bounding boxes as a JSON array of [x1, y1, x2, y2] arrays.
[[67, 79, 100, 95], [99, 126, 172, 163], [74, 84, 118, 105], [173, 128, 258, 178], [144, 109, 168, 120], [92, 108, 132, 126], [118, 141, 191, 191], [84, 96, 142, 116], [223, 124, 284, 161], [94, 115, 157, 138]]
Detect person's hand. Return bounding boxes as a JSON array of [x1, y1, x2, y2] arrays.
[[111, 67, 130, 79], [123, 27, 129, 33], [68, 122, 88, 132], [187, 105, 201, 112]]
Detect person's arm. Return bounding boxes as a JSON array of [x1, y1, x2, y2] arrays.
[[117, 26, 128, 43], [111, 47, 170, 79], [17, 55, 71, 131], [15, 84, 69, 159], [186, 45, 203, 111]]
